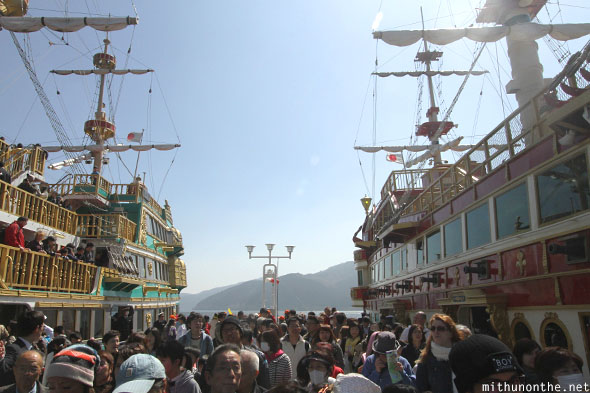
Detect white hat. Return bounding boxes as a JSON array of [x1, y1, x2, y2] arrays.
[[333, 373, 381, 393]]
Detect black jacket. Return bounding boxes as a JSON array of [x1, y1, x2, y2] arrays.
[[0, 338, 33, 387], [0, 382, 48, 393]]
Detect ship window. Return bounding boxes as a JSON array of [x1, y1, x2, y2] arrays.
[[384, 254, 392, 278], [467, 202, 491, 249], [393, 251, 401, 275], [427, 231, 441, 263], [416, 239, 424, 266], [357, 270, 363, 286], [513, 322, 532, 341], [444, 218, 462, 257], [543, 322, 569, 349], [496, 183, 530, 239], [401, 247, 407, 271], [537, 154, 589, 224], [94, 310, 104, 338]]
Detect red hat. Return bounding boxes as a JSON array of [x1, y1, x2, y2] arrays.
[[169, 315, 177, 320]]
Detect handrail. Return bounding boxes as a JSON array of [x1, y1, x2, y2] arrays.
[[0, 146, 46, 179], [0, 244, 97, 294], [393, 49, 590, 221], [76, 214, 136, 242]]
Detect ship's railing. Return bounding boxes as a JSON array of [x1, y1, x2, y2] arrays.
[[398, 46, 590, 219], [380, 169, 429, 201], [0, 245, 97, 294], [0, 146, 46, 179], [0, 181, 77, 233], [76, 214, 136, 242]]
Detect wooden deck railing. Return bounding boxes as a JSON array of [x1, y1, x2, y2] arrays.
[[0, 181, 77, 233], [0, 245, 97, 294], [0, 146, 46, 179], [395, 46, 590, 220], [76, 214, 136, 242]]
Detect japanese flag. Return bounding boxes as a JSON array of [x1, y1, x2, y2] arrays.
[[386, 153, 403, 163], [127, 132, 143, 143]]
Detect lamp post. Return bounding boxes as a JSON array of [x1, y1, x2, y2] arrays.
[[245, 244, 294, 320]]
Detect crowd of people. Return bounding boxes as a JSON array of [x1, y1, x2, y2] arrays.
[[0, 308, 587, 393], [1, 215, 95, 261]]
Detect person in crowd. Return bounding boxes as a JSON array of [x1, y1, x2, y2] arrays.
[[415, 313, 462, 393], [74, 246, 85, 261], [0, 324, 8, 360], [213, 312, 228, 345], [42, 236, 57, 256], [535, 347, 587, 391], [86, 338, 102, 353], [360, 316, 372, 338], [303, 316, 320, 342], [332, 373, 381, 393], [238, 349, 265, 393], [302, 348, 337, 393], [4, 217, 29, 251], [0, 310, 45, 387], [0, 350, 46, 393], [400, 324, 425, 368], [114, 342, 147, 383], [184, 347, 201, 377], [361, 331, 415, 389], [95, 350, 115, 393], [241, 328, 255, 348], [512, 338, 541, 386], [113, 354, 167, 393], [45, 344, 99, 393], [260, 329, 292, 388], [400, 312, 429, 343], [145, 327, 162, 356], [455, 324, 472, 338], [312, 324, 344, 369], [112, 308, 132, 341], [381, 384, 420, 393], [219, 316, 270, 389], [83, 242, 95, 263], [18, 175, 37, 195], [153, 312, 167, 333], [204, 315, 212, 335], [103, 330, 120, 359], [69, 331, 82, 344], [177, 314, 188, 339], [360, 331, 380, 370], [281, 317, 311, 379], [450, 334, 525, 393], [204, 344, 242, 393], [178, 312, 214, 357], [26, 230, 46, 253], [165, 317, 178, 341], [156, 340, 202, 393], [344, 321, 362, 373], [0, 162, 11, 184]]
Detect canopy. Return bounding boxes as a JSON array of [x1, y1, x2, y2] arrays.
[[373, 70, 488, 77], [374, 23, 590, 47], [51, 69, 153, 75], [0, 16, 138, 33]]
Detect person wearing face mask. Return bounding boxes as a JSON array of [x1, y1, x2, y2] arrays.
[[535, 347, 588, 392], [301, 349, 336, 393], [361, 331, 415, 389], [259, 330, 292, 388]]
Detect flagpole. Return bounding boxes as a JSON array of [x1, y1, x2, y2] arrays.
[[132, 129, 144, 180]]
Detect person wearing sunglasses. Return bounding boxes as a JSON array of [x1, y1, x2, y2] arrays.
[[415, 314, 463, 393], [450, 334, 525, 393]]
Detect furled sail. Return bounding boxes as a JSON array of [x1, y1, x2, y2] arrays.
[[373, 70, 488, 77], [373, 23, 590, 47], [43, 144, 180, 153], [0, 16, 138, 33], [47, 153, 92, 170], [355, 137, 472, 154], [51, 69, 153, 76]]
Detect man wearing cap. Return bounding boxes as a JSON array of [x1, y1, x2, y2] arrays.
[[154, 312, 167, 333], [450, 334, 525, 393], [0, 310, 45, 387], [361, 331, 415, 389], [45, 344, 99, 393], [114, 353, 167, 393], [0, 350, 47, 393], [220, 316, 270, 389]]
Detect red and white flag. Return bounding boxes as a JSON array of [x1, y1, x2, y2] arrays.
[[386, 153, 403, 163], [127, 132, 143, 143]]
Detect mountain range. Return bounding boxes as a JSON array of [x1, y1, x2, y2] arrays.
[[179, 261, 356, 312]]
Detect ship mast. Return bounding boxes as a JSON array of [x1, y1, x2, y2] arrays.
[[87, 38, 116, 174], [420, 8, 443, 166]]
